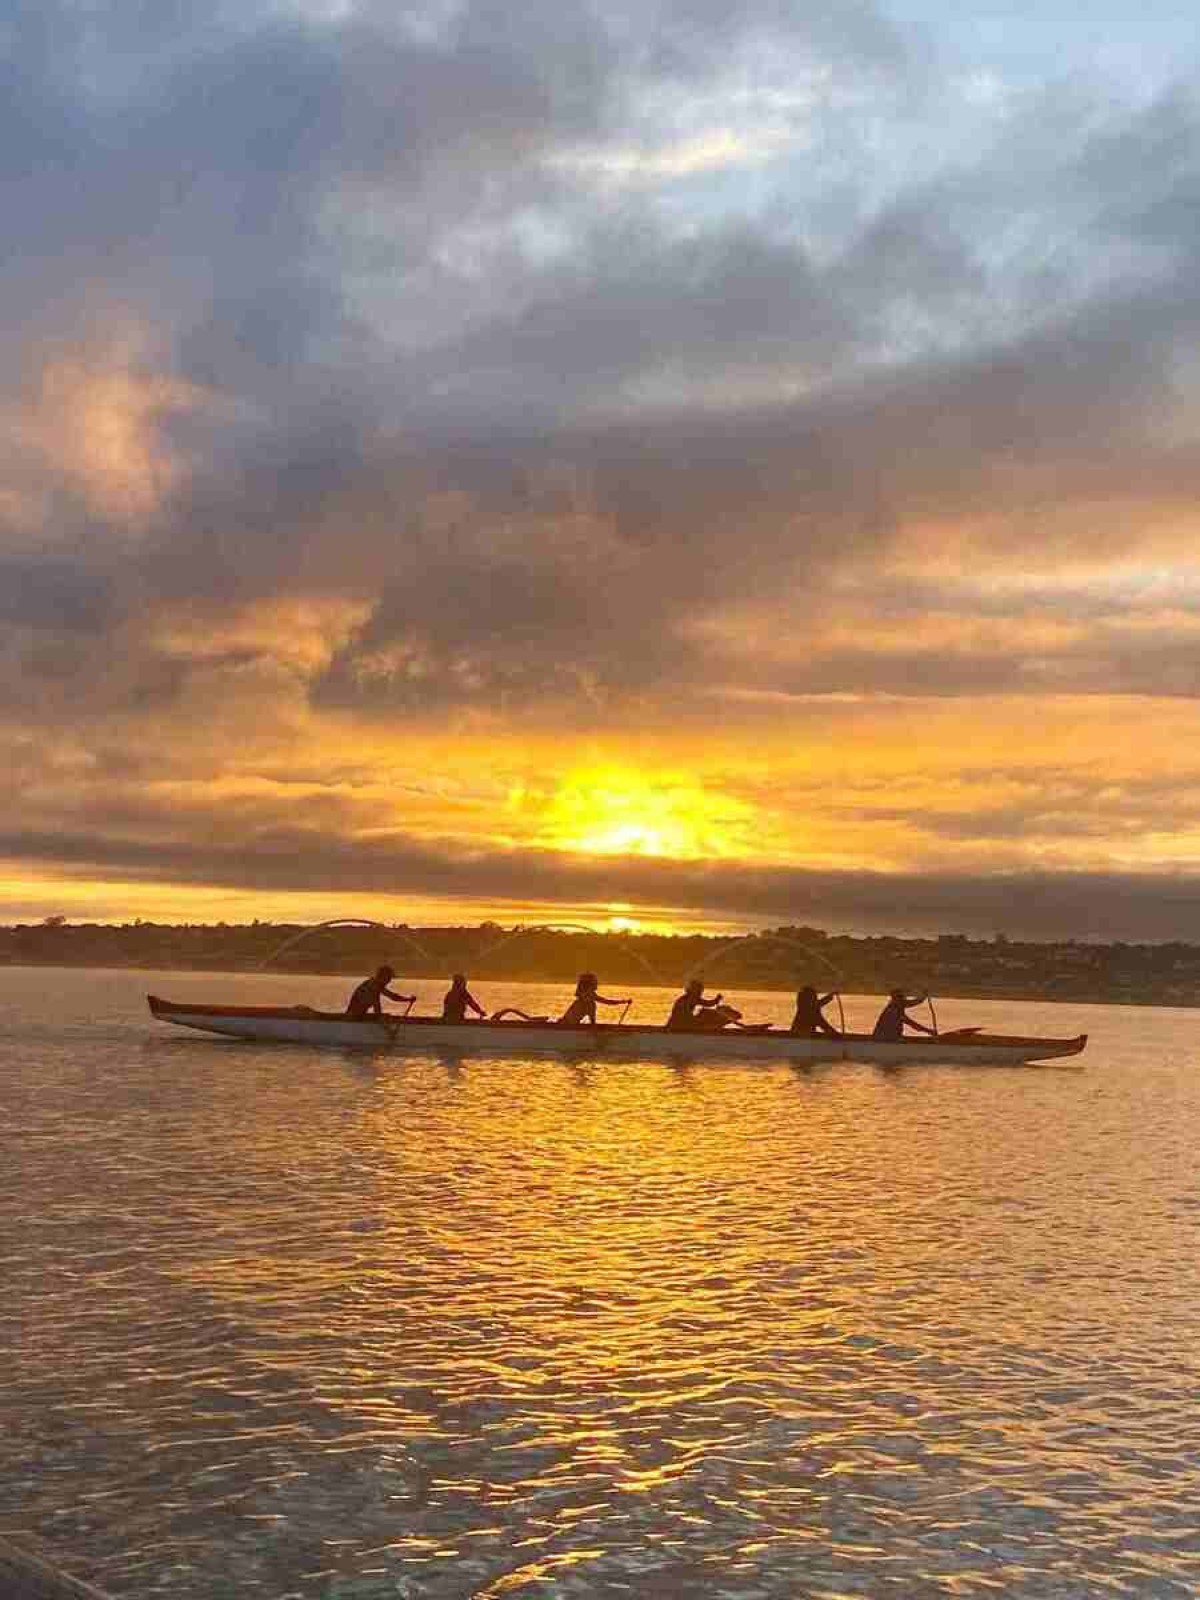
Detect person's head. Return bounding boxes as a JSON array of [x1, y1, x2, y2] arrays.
[[685, 978, 703, 997], [889, 988, 905, 1004], [798, 985, 817, 1001], [377, 965, 395, 983], [451, 973, 466, 988], [577, 972, 598, 994]]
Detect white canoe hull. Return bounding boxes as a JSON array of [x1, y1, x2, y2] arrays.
[[147, 997, 1087, 1066]]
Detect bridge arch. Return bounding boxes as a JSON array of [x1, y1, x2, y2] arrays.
[[472, 921, 667, 987], [256, 918, 434, 971], [682, 931, 848, 1034]]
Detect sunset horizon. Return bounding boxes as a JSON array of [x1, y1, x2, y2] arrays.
[[8, 0, 1200, 946], [6, 6, 1199, 1587]]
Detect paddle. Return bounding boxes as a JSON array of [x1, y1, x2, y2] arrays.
[[913, 991, 938, 1036], [372, 997, 414, 1041], [618, 999, 632, 1025]]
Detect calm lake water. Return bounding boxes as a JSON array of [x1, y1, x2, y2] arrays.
[[2, 966, 1199, 1599]]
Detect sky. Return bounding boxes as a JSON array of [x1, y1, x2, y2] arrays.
[[6, 0, 1200, 941]]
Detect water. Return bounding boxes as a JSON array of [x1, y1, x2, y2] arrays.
[[2, 966, 1198, 1599]]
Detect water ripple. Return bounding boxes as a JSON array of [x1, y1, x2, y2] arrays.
[[2, 969, 1198, 1597]]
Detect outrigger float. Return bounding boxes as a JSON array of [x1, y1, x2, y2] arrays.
[[147, 997, 1087, 1066]]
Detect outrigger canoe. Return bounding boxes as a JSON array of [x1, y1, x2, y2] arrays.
[[147, 997, 1087, 1066]]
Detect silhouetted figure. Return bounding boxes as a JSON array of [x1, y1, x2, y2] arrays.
[[791, 985, 841, 1037], [442, 974, 485, 1023], [666, 979, 726, 1030], [345, 965, 415, 1019], [872, 990, 934, 1041], [558, 972, 631, 1026]]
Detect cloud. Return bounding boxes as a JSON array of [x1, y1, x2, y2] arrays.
[[6, 0, 1200, 923], [7, 816, 1200, 941], [0, 558, 116, 634]]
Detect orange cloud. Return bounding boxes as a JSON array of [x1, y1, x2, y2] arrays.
[[5, 326, 207, 533]]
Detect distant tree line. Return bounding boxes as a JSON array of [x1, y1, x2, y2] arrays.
[[3, 918, 1200, 1006]]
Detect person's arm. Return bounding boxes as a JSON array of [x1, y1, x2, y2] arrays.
[[382, 986, 415, 1005], [819, 992, 835, 1007], [595, 993, 630, 1007], [697, 992, 724, 1009], [902, 1010, 935, 1035], [467, 992, 486, 1017]]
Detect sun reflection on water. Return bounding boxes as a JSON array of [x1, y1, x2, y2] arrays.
[[4, 973, 1200, 1598]]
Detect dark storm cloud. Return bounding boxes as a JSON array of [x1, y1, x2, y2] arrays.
[[6, 0, 1200, 729], [0, 0, 670, 438], [0, 559, 116, 633], [304, 92, 1200, 718], [305, 288, 1200, 717], [426, 226, 852, 409], [0, 0, 928, 692], [315, 561, 662, 711]]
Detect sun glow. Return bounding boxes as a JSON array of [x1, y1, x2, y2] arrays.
[[539, 766, 751, 859], [605, 909, 643, 932]]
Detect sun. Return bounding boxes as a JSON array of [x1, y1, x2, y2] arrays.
[[539, 765, 748, 859]]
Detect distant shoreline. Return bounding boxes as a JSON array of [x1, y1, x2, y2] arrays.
[[1, 955, 1194, 1010], [4, 919, 1199, 1009]]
